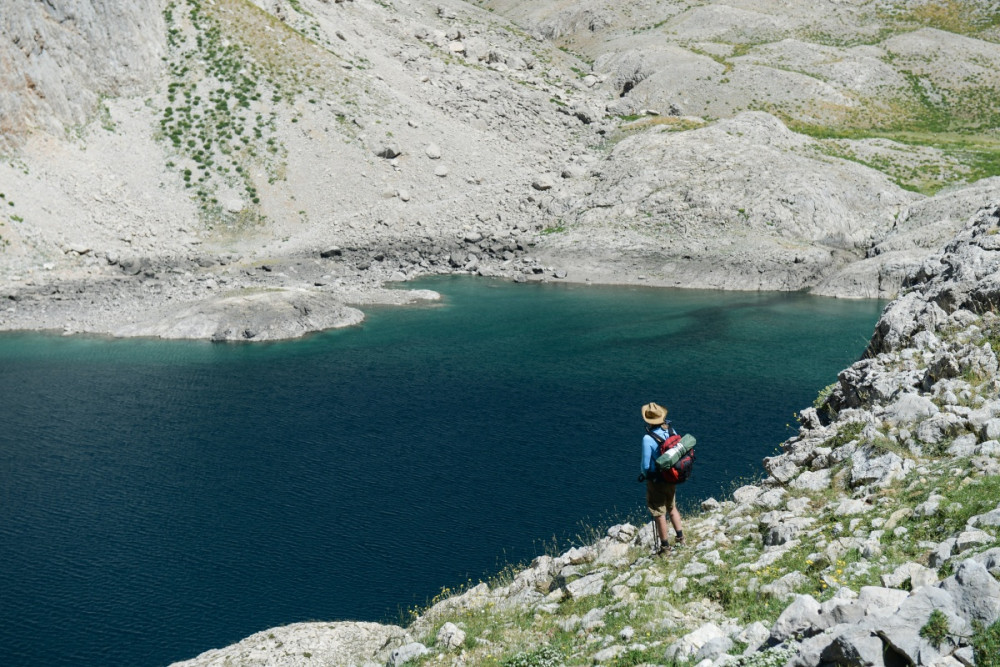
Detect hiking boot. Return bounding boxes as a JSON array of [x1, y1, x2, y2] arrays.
[[674, 537, 686, 549], [656, 544, 672, 557]]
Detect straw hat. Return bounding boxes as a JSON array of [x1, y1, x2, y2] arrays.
[[642, 402, 668, 425]]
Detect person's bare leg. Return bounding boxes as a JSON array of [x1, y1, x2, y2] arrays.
[[669, 507, 682, 533]]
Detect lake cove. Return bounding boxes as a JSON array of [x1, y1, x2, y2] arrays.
[[0, 276, 883, 666]]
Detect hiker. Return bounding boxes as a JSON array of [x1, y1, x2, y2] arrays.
[[639, 402, 685, 555]]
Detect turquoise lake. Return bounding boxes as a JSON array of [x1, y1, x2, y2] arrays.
[[0, 277, 884, 666]]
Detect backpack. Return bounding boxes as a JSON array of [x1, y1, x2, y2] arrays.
[[649, 427, 696, 484]]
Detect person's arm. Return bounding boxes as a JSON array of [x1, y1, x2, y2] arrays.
[[640, 434, 657, 478]]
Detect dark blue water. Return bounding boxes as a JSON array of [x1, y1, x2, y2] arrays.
[[0, 277, 883, 666]]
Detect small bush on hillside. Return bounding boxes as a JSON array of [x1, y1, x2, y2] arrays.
[[813, 382, 837, 409], [501, 645, 562, 667], [973, 619, 1000, 667], [732, 647, 794, 667], [920, 609, 950, 648]]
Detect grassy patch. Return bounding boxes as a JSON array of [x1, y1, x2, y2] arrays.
[[608, 645, 665, 666], [620, 116, 706, 134], [824, 421, 865, 449], [901, 472, 1000, 543], [500, 644, 563, 667], [781, 77, 1000, 194], [892, 0, 1000, 38]]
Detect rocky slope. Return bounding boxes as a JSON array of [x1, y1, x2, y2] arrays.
[[1, 0, 1000, 339], [171, 204, 1000, 665], [0, 0, 165, 147]]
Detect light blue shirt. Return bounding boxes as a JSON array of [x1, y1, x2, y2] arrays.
[[641, 422, 675, 477]]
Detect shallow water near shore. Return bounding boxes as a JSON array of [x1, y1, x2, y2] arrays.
[[0, 276, 883, 666]]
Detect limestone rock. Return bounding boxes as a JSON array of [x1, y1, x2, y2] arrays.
[[760, 571, 809, 599], [664, 622, 726, 661], [531, 175, 556, 191], [376, 145, 402, 159], [870, 586, 965, 665], [850, 450, 912, 489], [791, 468, 832, 492], [170, 621, 411, 666], [820, 626, 886, 667], [387, 642, 428, 666], [770, 594, 823, 642], [564, 572, 604, 599], [113, 289, 366, 341], [435, 623, 465, 650], [939, 559, 1000, 626], [884, 393, 939, 425]]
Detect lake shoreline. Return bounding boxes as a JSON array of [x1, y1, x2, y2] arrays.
[[0, 234, 885, 342]]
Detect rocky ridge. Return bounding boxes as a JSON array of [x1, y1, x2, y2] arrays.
[[172, 204, 1000, 666]]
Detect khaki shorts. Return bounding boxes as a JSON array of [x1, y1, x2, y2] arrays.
[[646, 479, 677, 517]]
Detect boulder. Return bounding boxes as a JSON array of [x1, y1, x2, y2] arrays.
[[376, 145, 402, 159], [791, 468, 832, 491], [850, 450, 912, 488], [564, 546, 596, 564], [435, 622, 465, 650], [564, 572, 604, 599], [608, 523, 638, 542], [881, 562, 938, 590], [856, 586, 910, 614], [760, 571, 809, 599], [821, 626, 887, 667], [884, 393, 939, 425], [820, 598, 866, 626], [763, 456, 799, 484], [736, 621, 770, 654], [770, 594, 823, 642], [664, 622, 726, 661], [733, 485, 764, 505], [970, 506, 1000, 528], [939, 558, 1000, 626], [531, 175, 556, 191], [693, 635, 732, 662], [870, 586, 965, 665], [915, 412, 964, 444], [387, 642, 428, 666], [955, 529, 994, 553]]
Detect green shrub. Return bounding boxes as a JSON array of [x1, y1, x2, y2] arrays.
[[824, 421, 864, 449], [813, 382, 837, 409], [919, 609, 950, 648], [501, 645, 562, 667], [972, 619, 1000, 667], [609, 646, 662, 666], [732, 647, 794, 666]]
